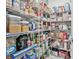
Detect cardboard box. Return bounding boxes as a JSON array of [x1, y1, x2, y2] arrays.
[[8, 16, 21, 33], [9, 24, 21, 33]]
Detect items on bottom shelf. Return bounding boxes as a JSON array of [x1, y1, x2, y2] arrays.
[[6, 31, 71, 59], [11, 44, 37, 59]]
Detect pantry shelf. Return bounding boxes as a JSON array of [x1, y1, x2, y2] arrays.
[[6, 29, 51, 38], [7, 7, 71, 23], [6, 7, 51, 22]]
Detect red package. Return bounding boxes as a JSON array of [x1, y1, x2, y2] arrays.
[[63, 32, 67, 39], [59, 32, 67, 41]]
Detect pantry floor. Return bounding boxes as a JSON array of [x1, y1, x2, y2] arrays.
[[45, 55, 64, 59]]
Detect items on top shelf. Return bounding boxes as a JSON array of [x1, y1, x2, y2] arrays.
[[6, 0, 51, 19], [52, 2, 71, 13]]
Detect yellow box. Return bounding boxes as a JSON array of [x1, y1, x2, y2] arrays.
[[9, 24, 21, 33], [21, 25, 29, 32]]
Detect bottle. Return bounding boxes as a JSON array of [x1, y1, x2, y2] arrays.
[[35, 33, 38, 44], [27, 34, 33, 47], [29, 22, 32, 31], [33, 33, 36, 44], [30, 34, 33, 45], [32, 22, 36, 31], [24, 34, 28, 48]]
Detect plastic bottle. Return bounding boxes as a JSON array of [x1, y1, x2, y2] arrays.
[[36, 33, 38, 44], [27, 34, 31, 47], [29, 22, 32, 31], [33, 33, 36, 44], [32, 22, 36, 31]]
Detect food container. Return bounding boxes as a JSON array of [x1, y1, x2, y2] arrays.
[[8, 14, 21, 33], [9, 22, 21, 33]]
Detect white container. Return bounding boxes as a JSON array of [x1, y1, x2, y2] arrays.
[[57, 17, 63, 21], [59, 24, 63, 30], [63, 24, 68, 30], [63, 13, 69, 21], [64, 42, 68, 50]]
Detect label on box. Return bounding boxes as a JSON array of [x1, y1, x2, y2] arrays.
[[6, 45, 16, 56]]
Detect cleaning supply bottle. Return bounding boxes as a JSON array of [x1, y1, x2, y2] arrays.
[[29, 22, 32, 31], [27, 34, 32, 47], [33, 33, 36, 44]]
